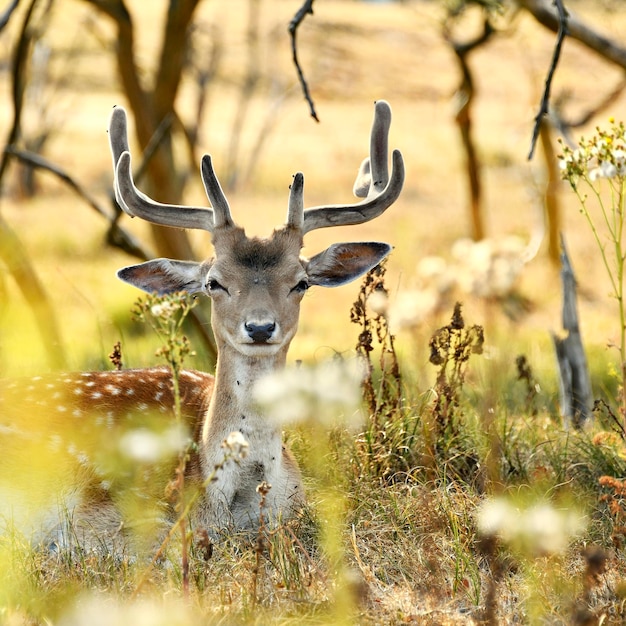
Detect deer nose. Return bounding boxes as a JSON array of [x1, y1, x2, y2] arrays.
[[245, 322, 276, 343]]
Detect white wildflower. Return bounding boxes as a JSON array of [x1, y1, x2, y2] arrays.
[[223, 431, 249, 460], [452, 236, 526, 298], [150, 300, 177, 318], [388, 288, 440, 331], [59, 594, 193, 626], [367, 289, 389, 316], [416, 255, 455, 294], [589, 160, 617, 181], [253, 358, 366, 428], [119, 425, 188, 463], [477, 497, 586, 556]]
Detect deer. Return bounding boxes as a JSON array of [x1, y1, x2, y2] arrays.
[[0, 100, 404, 552]]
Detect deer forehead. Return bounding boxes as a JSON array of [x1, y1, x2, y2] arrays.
[[209, 227, 306, 284]]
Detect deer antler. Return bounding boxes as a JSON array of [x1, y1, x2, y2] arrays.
[[286, 100, 404, 234], [108, 107, 233, 232]]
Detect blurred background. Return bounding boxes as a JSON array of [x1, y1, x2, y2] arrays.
[[0, 0, 625, 389]]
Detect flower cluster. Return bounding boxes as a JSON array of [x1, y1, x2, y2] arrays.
[[476, 497, 586, 556], [252, 358, 366, 428], [559, 118, 626, 186], [388, 236, 532, 331]]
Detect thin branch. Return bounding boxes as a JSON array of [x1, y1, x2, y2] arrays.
[[553, 75, 626, 147], [133, 112, 174, 185], [0, 0, 20, 32], [288, 0, 318, 122], [444, 18, 495, 240], [519, 0, 626, 70], [0, 0, 38, 185], [527, 0, 568, 160], [5, 146, 152, 260]]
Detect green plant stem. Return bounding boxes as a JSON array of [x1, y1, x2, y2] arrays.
[[131, 458, 230, 598], [576, 175, 626, 427], [616, 180, 626, 423]]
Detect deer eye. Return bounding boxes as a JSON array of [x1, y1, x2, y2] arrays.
[[207, 278, 228, 294], [290, 279, 309, 294]]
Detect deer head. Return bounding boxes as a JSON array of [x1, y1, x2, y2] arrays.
[[109, 101, 404, 359]]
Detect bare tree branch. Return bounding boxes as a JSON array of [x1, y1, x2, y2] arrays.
[[0, 0, 20, 32], [288, 0, 319, 122], [0, 0, 37, 183], [527, 0, 568, 160], [4, 146, 152, 261], [0, 0, 67, 370], [519, 0, 626, 70], [445, 18, 495, 240], [552, 235, 592, 429], [552, 76, 626, 147]]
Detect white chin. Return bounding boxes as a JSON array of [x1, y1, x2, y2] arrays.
[[235, 342, 283, 357]]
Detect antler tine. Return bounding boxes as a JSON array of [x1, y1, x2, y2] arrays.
[[109, 106, 130, 171], [200, 155, 234, 229], [109, 107, 217, 232], [286, 172, 305, 230], [301, 100, 404, 235]]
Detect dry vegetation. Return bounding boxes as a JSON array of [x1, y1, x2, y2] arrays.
[[3, 0, 626, 624]]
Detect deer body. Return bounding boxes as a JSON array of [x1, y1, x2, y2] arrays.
[[0, 101, 404, 550]]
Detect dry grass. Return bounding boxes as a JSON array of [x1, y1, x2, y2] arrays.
[[3, 0, 626, 623]]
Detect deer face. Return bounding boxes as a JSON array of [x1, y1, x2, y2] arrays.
[[119, 223, 391, 358], [205, 227, 307, 356], [111, 100, 403, 359]]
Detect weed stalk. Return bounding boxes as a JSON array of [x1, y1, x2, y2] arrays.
[[560, 122, 626, 426], [131, 292, 197, 596]]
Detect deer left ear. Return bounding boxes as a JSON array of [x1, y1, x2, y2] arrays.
[[117, 258, 209, 295], [306, 242, 391, 288]]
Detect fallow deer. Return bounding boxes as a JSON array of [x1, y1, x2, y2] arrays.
[[0, 100, 404, 551]]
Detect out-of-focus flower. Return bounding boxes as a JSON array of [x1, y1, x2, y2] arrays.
[[589, 160, 618, 181], [452, 236, 527, 299], [389, 288, 441, 331], [222, 431, 249, 460], [416, 255, 455, 294], [367, 289, 389, 316], [150, 300, 178, 319], [476, 497, 586, 556], [253, 358, 366, 428], [119, 425, 188, 463], [60, 594, 193, 626]]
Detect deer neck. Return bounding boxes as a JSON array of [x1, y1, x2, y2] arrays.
[[201, 341, 288, 453]]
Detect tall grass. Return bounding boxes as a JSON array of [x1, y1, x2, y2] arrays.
[[4, 266, 626, 624]]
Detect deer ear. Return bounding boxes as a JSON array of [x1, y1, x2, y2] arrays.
[[306, 242, 391, 288], [117, 259, 208, 295]]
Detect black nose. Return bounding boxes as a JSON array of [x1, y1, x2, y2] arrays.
[[245, 322, 276, 343]]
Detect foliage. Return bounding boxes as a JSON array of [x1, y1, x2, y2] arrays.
[[5, 278, 626, 624], [559, 120, 626, 426]]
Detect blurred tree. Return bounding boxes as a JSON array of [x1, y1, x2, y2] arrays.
[[83, 0, 218, 362], [0, 0, 66, 370], [86, 0, 201, 261]]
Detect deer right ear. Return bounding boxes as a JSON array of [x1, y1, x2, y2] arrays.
[[117, 259, 208, 295], [306, 242, 391, 288]]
